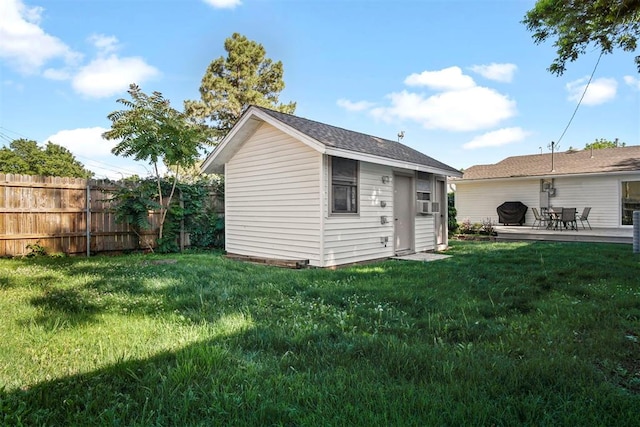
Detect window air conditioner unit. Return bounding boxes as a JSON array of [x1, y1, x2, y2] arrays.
[[417, 201, 440, 214]]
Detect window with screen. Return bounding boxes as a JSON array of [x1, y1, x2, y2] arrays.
[[331, 157, 358, 214]]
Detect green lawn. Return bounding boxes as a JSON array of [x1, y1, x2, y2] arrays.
[[1, 241, 639, 426]]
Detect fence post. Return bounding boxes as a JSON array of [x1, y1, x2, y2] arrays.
[[86, 183, 91, 257]]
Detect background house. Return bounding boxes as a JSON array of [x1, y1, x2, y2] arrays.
[[202, 106, 462, 267], [453, 146, 640, 228]]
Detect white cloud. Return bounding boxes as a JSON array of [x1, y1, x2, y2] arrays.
[[371, 87, 516, 132], [342, 65, 517, 132], [566, 77, 617, 106], [72, 54, 160, 98], [337, 99, 376, 112], [202, 0, 242, 8], [0, 0, 81, 73], [68, 34, 159, 98], [45, 127, 152, 179], [89, 34, 119, 54], [404, 66, 476, 91], [463, 127, 530, 150], [46, 127, 114, 158], [0, 2, 158, 97], [624, 75, 640, 90], [469, 63, 517, 83]]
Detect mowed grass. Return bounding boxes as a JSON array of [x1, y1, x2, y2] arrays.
[[1, 241, 639, 426]]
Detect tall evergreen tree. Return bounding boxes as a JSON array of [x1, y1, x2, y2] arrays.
[[185, 33, 296, 141]]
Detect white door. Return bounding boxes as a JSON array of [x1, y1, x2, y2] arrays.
[[394, 175, 413, 254], [435, 178, 447, 247]]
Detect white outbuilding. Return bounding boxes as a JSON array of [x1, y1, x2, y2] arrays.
[[202, 106, 462, 267]]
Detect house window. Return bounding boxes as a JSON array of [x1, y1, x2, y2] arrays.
[[331, 157, 358, 214], [621, 181, 640, 225]]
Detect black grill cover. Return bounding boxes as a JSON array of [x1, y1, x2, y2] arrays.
[[496, 201, 528, 225]]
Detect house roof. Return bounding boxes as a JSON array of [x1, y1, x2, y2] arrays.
[[201, 106, 462, 177], [458, 146, 640, 181]]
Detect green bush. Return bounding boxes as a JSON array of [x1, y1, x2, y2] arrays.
[[447, 192, 458, 233], [110, 176, 225, 252]]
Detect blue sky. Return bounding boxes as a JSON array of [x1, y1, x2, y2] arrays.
[[1, 0, 639, 179]]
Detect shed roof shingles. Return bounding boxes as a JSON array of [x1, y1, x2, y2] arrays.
[[460, 146, 640, 180], [255, 106, 461, 175]]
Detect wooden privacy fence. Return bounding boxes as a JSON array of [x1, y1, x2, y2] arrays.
[[0, 173, 220, 257]]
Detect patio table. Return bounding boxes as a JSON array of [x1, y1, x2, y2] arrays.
[[547, 208, 577, 230]]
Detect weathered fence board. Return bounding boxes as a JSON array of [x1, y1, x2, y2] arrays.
[[0, 173, 218, 257]]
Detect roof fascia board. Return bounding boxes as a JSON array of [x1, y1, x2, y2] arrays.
[[325, 147, 462, 177]]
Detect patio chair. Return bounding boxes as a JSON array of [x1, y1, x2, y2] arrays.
[[548, 207, 563, 230], [577, 207, 592, 230], [560, 208, 578, 231], [531, 207, 547, 229]]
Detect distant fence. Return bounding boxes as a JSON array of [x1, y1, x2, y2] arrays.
[[0, 173, 221, 257]]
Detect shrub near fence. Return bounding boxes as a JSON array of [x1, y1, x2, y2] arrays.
[[0, 173, 222, 257]]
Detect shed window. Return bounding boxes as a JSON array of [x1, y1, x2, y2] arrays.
[[416, 172, 432, 201], [331, 157, 358, 214], [622, 181, 640, 225]]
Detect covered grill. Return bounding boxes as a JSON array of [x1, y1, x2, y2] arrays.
[[496, 201, 528, 225]]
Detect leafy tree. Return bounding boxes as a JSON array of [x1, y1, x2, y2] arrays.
[[103, 84, 210, 245], [185, 32, 296, 141], [0, 139, 93, 178], [585, 137, 626, 149], [523, 0, 640, 75]]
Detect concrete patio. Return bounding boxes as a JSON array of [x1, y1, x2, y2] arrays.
[[494, 226, 634, 244]]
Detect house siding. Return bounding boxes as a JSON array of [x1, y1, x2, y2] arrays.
[[455, 180, 540, 225], [455, 173, 640, 228], [323, 161, 395, 267], [415, 215, 435, 252], [225, 123, 322, 265]]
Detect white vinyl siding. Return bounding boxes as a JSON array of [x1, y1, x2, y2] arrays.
[[415, 214, 435, 252], [323, 161, 395, 267], [455, 180, 540, 225], [547, 175, 630, 228], [225, 123, 322, 265], [455, 173, 640, 228]]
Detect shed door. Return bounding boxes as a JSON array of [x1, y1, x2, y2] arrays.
[[394, 175, 413, 254]]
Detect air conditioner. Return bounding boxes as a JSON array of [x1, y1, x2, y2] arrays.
[[417, 201, 439, 214]]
